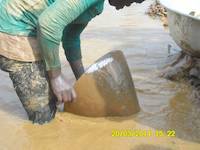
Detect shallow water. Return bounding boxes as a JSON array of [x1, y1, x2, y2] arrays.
[[0, 0, 200, 150]]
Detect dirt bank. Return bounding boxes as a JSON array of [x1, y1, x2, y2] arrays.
[[147, 0, 168, 27]]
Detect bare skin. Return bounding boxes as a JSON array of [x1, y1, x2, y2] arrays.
[[69, 59, 85, 80], [48, 0, 146, 104], [48, 69, 77, 103]]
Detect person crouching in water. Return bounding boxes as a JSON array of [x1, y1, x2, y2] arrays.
[[0, 0, 145, 124]]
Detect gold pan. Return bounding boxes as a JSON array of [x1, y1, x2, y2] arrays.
[[64, 50, 140, 117]]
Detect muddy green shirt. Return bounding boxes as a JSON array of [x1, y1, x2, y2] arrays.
[[0, 0, 105, 70]]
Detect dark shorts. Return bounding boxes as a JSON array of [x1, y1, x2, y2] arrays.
[[0, 55, 57, 124]]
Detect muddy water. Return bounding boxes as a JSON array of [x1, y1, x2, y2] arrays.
[[0, 0, 200, 150]]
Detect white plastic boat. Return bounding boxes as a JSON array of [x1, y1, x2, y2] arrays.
[[160, 0, 200, 56]]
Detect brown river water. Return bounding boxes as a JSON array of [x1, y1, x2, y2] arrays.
[[0, 0, 200, 149]]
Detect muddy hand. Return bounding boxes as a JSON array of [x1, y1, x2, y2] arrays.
[[48, 69, 76, 103]]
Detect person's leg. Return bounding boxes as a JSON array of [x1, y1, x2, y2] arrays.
[[0, 55, 57, 124]]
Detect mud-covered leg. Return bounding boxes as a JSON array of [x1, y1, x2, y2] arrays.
[[0, 56, 57, 124]]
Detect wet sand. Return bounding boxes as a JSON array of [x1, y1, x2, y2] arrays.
[[0, 0, 200, 149]]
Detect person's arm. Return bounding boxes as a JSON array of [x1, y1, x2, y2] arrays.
[[62, 23, 88, 79], [38, 0, 102, 103], [38, 0, 101, 71], [61, 1, 105, 79]]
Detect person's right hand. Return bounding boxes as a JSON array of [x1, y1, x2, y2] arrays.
[[48, 69, 76, 103]]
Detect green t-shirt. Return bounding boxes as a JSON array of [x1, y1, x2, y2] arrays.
[[0, 0, 105, 70]]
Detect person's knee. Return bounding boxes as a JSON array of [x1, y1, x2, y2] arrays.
[[24, 99, 57, 124], [20, 91, 57, 124], [7, 60, 57, 124]]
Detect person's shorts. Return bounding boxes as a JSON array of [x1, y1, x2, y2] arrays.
[[0, 55, 57, 124]]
